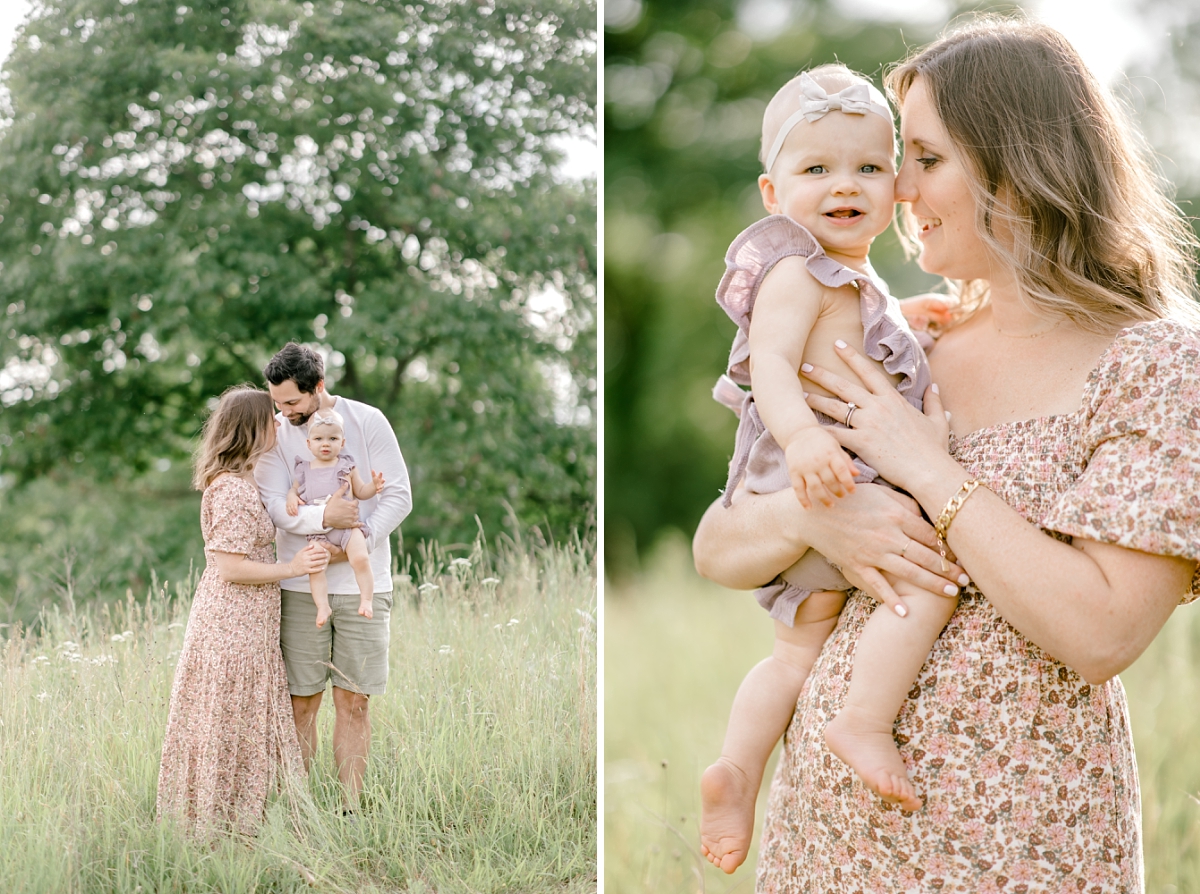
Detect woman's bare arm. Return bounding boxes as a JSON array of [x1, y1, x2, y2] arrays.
[[213, 543, 328, 585], [803, 343, 1195, 684], [693, 483, 965, 613], [908, 472, 1192, 684]]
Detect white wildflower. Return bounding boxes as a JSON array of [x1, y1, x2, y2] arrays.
[[35, 692, 49, 702], [33, 655, 49, 664], [451, 557, 472, 568], [418, 582, 439, 593], [481, 577, 500, 586], [438, 645, 452, 655], [507, 617, 519, 626]]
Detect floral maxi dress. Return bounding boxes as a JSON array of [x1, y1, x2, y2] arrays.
[[156, 473, 303, 837], [756, 319, 1200, 894]]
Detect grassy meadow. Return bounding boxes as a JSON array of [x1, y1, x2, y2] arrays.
[[1, 538, 597, 894], [605, 533, 1200, 894]]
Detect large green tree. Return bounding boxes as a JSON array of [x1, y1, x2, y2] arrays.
[[0, 0, 596, 548]]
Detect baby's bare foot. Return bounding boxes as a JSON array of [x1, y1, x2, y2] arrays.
[[700, 758, 757, 874], [825, 707, 922, 812], [358, 599, 373, 619], [315, 604, 332, 628]]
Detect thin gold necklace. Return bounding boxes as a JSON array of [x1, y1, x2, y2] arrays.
[[992, 319, 1063, 339]]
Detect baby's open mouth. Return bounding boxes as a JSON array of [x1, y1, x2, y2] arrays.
[[826, 209, 862, 218]]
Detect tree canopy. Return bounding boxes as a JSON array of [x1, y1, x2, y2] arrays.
[[0, 0, 596, 549]]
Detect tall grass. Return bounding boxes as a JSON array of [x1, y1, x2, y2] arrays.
[[605, 533, 1200, 894], [1, 537, 597, 894]]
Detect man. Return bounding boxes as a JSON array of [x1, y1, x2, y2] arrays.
[[255, 342, 412, 810]]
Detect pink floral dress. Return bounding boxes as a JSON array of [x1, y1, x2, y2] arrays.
[[156, 473, 303, 838], [756, 319, 1200, 893]]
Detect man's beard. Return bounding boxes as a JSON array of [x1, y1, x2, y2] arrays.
[[287, 404, 318, 426]]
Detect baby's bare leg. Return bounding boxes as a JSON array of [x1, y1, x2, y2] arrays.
[[345, 529, 374, 619], [310, 568, 332, 628], [701, 589, 846, 874], [824, 583, 958, 811]]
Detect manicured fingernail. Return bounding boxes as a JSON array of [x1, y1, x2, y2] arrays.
[[894, 603, 907, 617], [944, 584, 958, 596], [931, 383, 940, 394], [958, 573, 970, 586], [802, 391, 809, 397], [945, 411, 952, 420], [801, 363, 813, 373], [834, 339, 848, 349]]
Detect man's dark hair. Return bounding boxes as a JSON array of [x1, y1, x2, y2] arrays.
[[263, 343, 325, 394]]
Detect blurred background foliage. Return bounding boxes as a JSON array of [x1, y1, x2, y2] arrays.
[[603, 0, 1200, 578], [0, 0, 596, 628]]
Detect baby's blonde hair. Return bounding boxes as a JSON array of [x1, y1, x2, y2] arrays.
[[760, 63, 894, 170], [887, 15, 1200, 330]]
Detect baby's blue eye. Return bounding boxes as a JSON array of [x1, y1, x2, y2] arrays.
[[805, 165, 826, 174]]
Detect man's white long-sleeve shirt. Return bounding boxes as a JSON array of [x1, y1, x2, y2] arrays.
[[255, 396, 412, 594]]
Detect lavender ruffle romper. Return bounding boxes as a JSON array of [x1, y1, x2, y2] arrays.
[[713, 215, 932, 625], [293, 453, 370, 550]]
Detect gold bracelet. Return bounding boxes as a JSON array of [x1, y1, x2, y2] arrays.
[[934, 478, 985, 569]]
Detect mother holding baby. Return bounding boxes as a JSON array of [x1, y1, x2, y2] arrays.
[[694, 17, 1200, 892]]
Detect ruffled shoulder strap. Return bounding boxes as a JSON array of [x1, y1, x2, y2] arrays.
[[714, 214, 930, 405], [716, 215, 821, 386]]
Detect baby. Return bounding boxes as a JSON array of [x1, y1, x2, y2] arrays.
[[286, 409, 386, 626], [699, 65, 958, 873]]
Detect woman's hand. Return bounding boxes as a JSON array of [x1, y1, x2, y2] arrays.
[[289, 542, 331, 577], [693, 484, 966, 613], [801, 341, 954, 492]]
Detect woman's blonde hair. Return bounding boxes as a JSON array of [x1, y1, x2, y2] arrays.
[[192, 385, 276, 490], [886, 15, 1200, 331]]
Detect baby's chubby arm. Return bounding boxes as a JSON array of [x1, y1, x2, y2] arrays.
[[349, 466, 385, 500], [285, 483, 302, 517], [748, 256, 857, 509]]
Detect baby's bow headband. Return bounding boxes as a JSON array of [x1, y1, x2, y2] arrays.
[[764, 71, 893, 173]]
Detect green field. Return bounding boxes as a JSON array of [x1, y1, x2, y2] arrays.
[[605, 533, 1200, 894], [1, 539, 597, 894]]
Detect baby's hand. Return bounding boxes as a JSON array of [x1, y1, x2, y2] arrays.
[[286, 493, 303, 517], [899, 293, 954, 332], [371, 469, 386, 492], [784, 427, 857, 509]]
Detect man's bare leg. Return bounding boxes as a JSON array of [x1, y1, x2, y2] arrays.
[[292, 691, 324, 772], [332, 686, 371, 807]]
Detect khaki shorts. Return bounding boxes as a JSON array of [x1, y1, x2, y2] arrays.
[[280, 589, 393, 696]]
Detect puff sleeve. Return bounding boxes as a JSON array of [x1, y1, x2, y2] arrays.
[[201, 477, 260, 555], [1040, 320, 1200, 603]]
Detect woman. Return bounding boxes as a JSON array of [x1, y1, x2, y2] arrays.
[[693, 17, 1200, 891], [157, 385, 329, 838]]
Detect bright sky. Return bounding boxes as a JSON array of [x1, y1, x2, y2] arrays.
[[833, 0, 1156, 85]]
